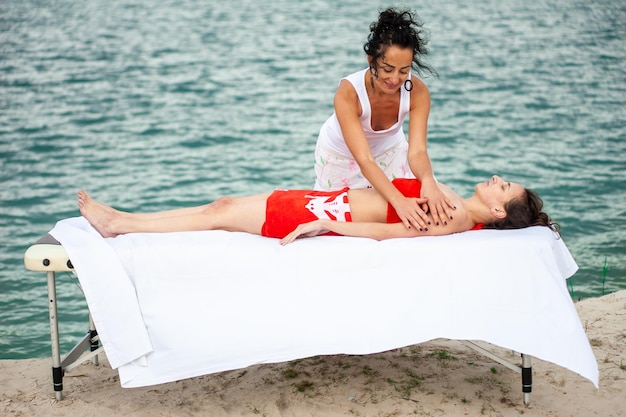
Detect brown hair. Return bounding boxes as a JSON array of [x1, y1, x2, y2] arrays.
[[483, 189, 559, 233]]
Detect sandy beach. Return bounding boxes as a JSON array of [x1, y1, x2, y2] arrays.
[[1, 290, 624, 417]]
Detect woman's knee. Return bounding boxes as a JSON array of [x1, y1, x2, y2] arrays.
[[213, 196, 235, 207], [201, 197, 234, 216]]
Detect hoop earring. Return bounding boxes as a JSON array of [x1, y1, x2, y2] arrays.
[[404, 79, 413, 91]]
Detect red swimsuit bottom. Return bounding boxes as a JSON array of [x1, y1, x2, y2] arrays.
[[261, 188, 351, 238]]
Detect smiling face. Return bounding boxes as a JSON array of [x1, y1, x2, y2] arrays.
[[476, 175, 526, 219], [368, 45, 413, 93]]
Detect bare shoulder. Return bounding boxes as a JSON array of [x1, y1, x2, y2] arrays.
[[335, 79, 361, 116], [335, 79, 357, 99], [409, 79, 430, 114], [410, 77, 430, 97], [437, 182, 460, 201]]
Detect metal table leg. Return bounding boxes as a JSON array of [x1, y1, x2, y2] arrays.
[[28, 237, 101, 401], [462, 341, 533, 406], [522, 353, 532, 406], [46, 271, 63, 401]]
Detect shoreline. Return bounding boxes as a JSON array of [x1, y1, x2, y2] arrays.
[[2, 290, 624, 417]]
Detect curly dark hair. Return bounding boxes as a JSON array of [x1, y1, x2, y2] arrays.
[[483, 188, 560, 233], [363, 8, 437, 78]]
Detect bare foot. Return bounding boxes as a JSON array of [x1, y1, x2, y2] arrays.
[[77, 191, 119, 238]]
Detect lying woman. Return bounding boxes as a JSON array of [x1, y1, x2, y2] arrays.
[[78, 175, 555, 245]]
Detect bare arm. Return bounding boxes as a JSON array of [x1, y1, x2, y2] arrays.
[[279, 218, 470, 245], [407, 81, 456, 226], [334, 81, 429, 230]]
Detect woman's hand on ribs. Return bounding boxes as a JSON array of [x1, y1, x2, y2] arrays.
[[420, 181, 456, 227], [392, 196, 431, 230]]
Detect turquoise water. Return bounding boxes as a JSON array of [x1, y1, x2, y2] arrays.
[[1, 0, 624, 359]]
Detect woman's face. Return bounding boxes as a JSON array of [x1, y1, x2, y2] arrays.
[[476, 175, 525, 212], [370, 45, 413, 93]]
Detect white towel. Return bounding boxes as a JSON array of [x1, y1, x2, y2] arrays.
[[50, 217, 598, 388]]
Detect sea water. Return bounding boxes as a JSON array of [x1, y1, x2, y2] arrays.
[[1, 0, 624, 359]]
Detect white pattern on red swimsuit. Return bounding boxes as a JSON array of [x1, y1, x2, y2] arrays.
[[303, 191, 350, 221]]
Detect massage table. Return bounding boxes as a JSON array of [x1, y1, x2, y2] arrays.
[[24, 217, 599, 405]]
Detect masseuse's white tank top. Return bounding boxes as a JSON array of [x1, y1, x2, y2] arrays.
[[316, 68, 411, 157]]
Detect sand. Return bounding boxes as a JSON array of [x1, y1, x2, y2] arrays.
[[2, 290, 624, 417]]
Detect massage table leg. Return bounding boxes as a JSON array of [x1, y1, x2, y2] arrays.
[[44, 269, 103, 400], [25, 235, 103, 401], [46, 271, 63, 401], [522, 353, 532, 406], [461, 341, 532, 406], [89, 315, 99, 366]]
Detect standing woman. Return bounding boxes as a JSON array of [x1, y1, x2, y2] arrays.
[[314, 8, 454, 230]]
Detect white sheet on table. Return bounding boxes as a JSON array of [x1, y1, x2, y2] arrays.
[[50, 217, 598, 389]]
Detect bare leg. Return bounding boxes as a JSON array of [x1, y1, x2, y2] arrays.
[[77, 191, 269, 238], [77, 192, 210, 221]]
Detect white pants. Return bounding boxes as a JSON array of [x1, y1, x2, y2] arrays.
[[313, 140, 414, 191]]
